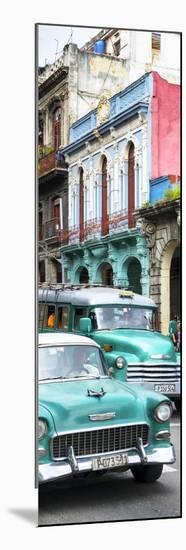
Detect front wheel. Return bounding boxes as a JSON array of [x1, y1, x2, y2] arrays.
[[131, 463, 163, 483]]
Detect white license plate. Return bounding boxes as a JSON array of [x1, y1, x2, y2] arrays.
[[154, 384, 176, 393], [92, 453, 128, 471]]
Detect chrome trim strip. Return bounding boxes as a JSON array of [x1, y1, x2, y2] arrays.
[[40, 375, 108, 384], [155, 430, 171, 440], [39, 444, 176, 483], [39, 342, 100, 349], [89, 412, 116, 421], [127, 362, 180, 367], [39, 374, 109, 384]]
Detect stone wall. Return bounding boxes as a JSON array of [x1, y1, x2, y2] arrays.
[[136, 199, 180, 333]]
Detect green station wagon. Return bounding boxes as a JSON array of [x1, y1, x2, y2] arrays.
[[38, 332, 175, 485], [38, 284, 180, 399]]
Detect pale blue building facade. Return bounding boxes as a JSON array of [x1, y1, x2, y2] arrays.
[[60, 73, 153, 295]]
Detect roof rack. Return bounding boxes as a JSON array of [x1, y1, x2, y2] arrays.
[[38, 283, 134, 292], [39, 283, 106, 291]]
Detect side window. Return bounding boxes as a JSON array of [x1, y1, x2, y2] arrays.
[[73, 308, 87, 331], [89, 311, 98, 329], [56, 306, 70, 331], [39, 304, 56, 329]]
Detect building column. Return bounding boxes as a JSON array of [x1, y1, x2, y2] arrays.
[[63, 91, 69, 147], [45, 107, 50, 145], [141, 125, 148, 203], [113, 143, 119, 213], [136, 235, 149, 295], [89, 158, 94, 220]]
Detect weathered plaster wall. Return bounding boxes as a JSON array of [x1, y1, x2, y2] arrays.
[[63, 233, 149, 295], [151, 72, 180, 179], [66, 45, 128, 124], [138, 202, 180, 333]]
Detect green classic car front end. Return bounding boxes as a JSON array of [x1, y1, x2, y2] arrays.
[[38, 332, 176, 486], [92, 327, 180, 397]]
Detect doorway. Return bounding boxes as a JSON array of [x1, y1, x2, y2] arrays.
[[101, 263, 113, 286]]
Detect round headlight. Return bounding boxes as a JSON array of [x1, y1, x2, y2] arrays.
[[154, 402, 173, 423], [38, 419, 47, 440], [115, 356, 125, 369]]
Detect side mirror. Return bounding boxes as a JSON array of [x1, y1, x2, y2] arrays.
[[108, 367, 114, 377], [79, 317, 91, 334]]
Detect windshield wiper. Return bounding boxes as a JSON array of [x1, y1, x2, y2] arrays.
[[71, 375, 101, 379], [39, 376, 67, 381], [114, 327, 153, 331]]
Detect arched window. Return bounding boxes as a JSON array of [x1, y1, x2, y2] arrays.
[[39, 204, 43, 241], [79, 267, 89, 284], [39, 115, 44, 147], [170, 246, 180, 320], [128, 142, 135, 228], [39, 261, 45, 283], [127, 258, 142, 294], [79, 168, 84, 242], [102, 156, 109, 236], [53, 107, 61, 149], [101, 262, 113, 286], [56, 261, 62, 284]]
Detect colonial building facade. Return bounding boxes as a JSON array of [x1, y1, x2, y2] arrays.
[[38, 42, 129, 283], [60, 72, 152, 294], [59, 71, 180, 331], [135, 180, 180, 335]]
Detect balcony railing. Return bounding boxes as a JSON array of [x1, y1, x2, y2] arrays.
[[38, 150, 65, 177], [109, 209, 129, 231], [54, 210, 136, 247], [39, 218, 62, 242], [84, 218, 102, 240]]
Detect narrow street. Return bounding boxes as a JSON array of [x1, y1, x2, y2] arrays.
[[39, 413, 181, 526]]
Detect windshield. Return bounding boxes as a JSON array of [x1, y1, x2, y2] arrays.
[[39, 344, 106, 381], [89, 307, 156, 331]]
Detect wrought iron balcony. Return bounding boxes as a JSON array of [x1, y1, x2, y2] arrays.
[[39, 218, 62, 242], [38, 148, 66, 177], [84, 218, 102, 240], [109, 209, 129, 231], [56, 209, 136, 248]]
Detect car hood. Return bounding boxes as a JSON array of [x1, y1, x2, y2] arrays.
[[92, 329, 176, 362], [39, 377, 146, 433]]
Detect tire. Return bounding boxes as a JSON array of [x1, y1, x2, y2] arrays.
[[131, 463, 163, 483]]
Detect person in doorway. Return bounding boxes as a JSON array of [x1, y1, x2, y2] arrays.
[[169, 315, 178, 347], [47, 308, 55, 328]]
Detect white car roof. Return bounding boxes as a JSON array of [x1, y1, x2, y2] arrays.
[[39, 332, 100, 348]]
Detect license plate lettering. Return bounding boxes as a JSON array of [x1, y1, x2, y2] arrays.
[[92, 453, 128, 471], [154, 384, 176, 393]]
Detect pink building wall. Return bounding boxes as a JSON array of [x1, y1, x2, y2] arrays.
[[151, 72, 180, 179]]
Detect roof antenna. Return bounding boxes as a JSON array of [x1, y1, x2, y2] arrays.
[[54, 39, 59, 61], [67, 27, 73, 45]]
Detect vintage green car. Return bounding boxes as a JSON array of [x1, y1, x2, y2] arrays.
[[38, 285, 180, 399], [38, 332, 175, 485]]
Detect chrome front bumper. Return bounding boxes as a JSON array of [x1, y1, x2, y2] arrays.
[[39, 443, 176, 484]]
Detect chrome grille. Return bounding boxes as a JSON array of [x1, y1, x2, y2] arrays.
[[52, 424, 149, 460], [126, 363, 180, 382]]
